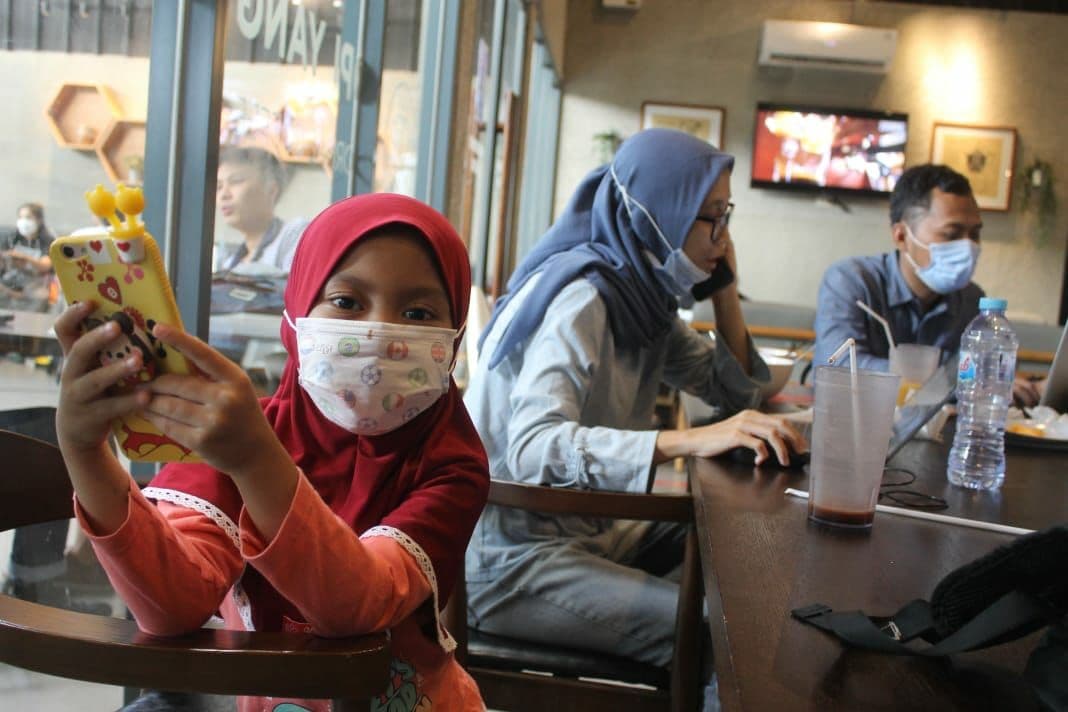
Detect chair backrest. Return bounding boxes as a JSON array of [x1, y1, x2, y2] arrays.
[[446, 478, 704, 712], [0, 430, 391, 710], [690, 299, 817, 352]]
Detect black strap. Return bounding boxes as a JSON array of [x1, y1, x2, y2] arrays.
[[792, 590, 1059, 656]]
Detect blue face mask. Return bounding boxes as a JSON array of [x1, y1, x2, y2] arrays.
[[661, 249, 710, 307], [904, 227, 980, 295], [642, 248, 710, 308]]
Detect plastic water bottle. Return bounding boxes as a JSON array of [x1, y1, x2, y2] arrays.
[[947, 298, 1018, 490]]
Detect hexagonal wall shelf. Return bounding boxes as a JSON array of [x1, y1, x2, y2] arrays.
[[45, 83, 123, 150], [96, 119, 146, 185]]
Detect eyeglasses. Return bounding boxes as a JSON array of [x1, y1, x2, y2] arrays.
[[695, 202, 734, 243]]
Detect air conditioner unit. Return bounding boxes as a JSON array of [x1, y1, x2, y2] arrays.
[[759, 20, 897, 73], [602, 0, 641, 9]]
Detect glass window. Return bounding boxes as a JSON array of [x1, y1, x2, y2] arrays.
[[209, 1, 340, 393], [464, 0, 532, 297], [0, 7, 153, 408], [483, 0, 526, 298], [209, 1, 425, 396], [459, 0, 499, 266], [0, 3, 156, 705], [515, 37, 562, 260], [377, 0, 423, 195]]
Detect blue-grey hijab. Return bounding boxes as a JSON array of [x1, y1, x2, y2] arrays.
[[481, 128, 735, 369]]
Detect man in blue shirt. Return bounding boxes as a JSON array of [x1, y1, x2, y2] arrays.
[[814, 163, 1042, 405]]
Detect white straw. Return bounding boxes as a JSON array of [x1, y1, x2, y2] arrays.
[[826, 337, 856, 367], [784, 488, 1034, 536], [827, 338, 862, 454], [848, 340, 857, 391], [849, 341, 860, 470], [855, 299, 896, 350]]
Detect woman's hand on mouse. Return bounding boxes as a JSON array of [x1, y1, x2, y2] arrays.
[[655, 409, 807, 466]]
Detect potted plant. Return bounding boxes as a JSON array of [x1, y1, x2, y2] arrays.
[[1018, 157, 1057, 245], [592, 130, 623, 164]]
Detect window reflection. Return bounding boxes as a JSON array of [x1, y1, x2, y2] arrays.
[[0, 8, 152, 393], [376, 0, 423, 194], [0, 10, 155, 706], [210, 0, 424, 395]]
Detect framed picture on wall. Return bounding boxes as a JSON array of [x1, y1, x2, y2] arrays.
[[641, 102, 725, 149], [930, 122, 1017, 211]]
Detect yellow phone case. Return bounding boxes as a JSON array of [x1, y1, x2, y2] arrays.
[[50, 185, 198, 463]]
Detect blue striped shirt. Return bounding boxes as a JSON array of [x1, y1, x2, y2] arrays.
[[814, 251, 983, 371]]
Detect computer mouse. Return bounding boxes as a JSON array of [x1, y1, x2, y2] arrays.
[[727, 446, 810, 469]]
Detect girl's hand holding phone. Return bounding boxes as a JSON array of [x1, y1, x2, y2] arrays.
[[139, 324, 292, 482], [55, 301, 151, 455]]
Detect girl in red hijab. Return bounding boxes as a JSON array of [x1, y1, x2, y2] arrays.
[[53, 194, 490, 711]]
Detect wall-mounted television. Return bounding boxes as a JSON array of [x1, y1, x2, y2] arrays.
[[750, 102, 908, 197]]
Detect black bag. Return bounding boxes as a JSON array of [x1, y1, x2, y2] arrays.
[[792, 525, 1068, 710]]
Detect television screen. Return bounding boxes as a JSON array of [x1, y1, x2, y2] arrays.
[[750, 103, 907, 196]]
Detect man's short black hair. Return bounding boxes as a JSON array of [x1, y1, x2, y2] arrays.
[[889, 164, 973, 225]]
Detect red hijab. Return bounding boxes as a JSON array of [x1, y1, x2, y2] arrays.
[[148, 193, 489, 632]]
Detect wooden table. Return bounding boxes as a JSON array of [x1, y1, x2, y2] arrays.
[[0, 307, 284, 343], [208, 311, 283, 341], [690, 435, 1065, 711], [0, 309, 62, 361], [0, 309, 58, 340], [0, 311, 62, 411]]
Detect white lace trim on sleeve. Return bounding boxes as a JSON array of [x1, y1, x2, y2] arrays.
[[142, 487, 242, 551], [141, 488, 254, 631], [361, 525, 457, 653]]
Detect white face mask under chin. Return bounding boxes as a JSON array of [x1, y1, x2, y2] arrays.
[[610, 165, 713, 307], [645, 249, 709, 308], [287, 314, 457, 435]]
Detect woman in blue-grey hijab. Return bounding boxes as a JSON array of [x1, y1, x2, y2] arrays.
[[463, 129, 805, 692]]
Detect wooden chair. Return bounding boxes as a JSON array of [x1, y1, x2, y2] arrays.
[[445, 477, 705, 712], [0, 429, 391, 711]]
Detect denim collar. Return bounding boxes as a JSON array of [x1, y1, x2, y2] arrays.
[[886, 250, 954, 317]]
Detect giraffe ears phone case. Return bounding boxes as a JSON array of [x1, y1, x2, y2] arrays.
[[50, 185, 198, 463]]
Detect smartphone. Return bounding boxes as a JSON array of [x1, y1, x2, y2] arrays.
[[691, 261, 734, 301], [50, 228, 198, 463]]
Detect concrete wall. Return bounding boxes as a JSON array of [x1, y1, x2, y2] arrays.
[[555, 0, 1068, 324]]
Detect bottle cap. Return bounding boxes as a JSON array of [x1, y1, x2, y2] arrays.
[[979, 297, 1008, 311]]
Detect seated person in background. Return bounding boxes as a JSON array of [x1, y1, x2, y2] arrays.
[[814, 163, 1042, 406], [213, 145, 308, 276], [463, 129, 804, 704], [1, 202, 56, 312]]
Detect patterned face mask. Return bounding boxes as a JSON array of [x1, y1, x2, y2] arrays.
[[286, 314, 457, 435]]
